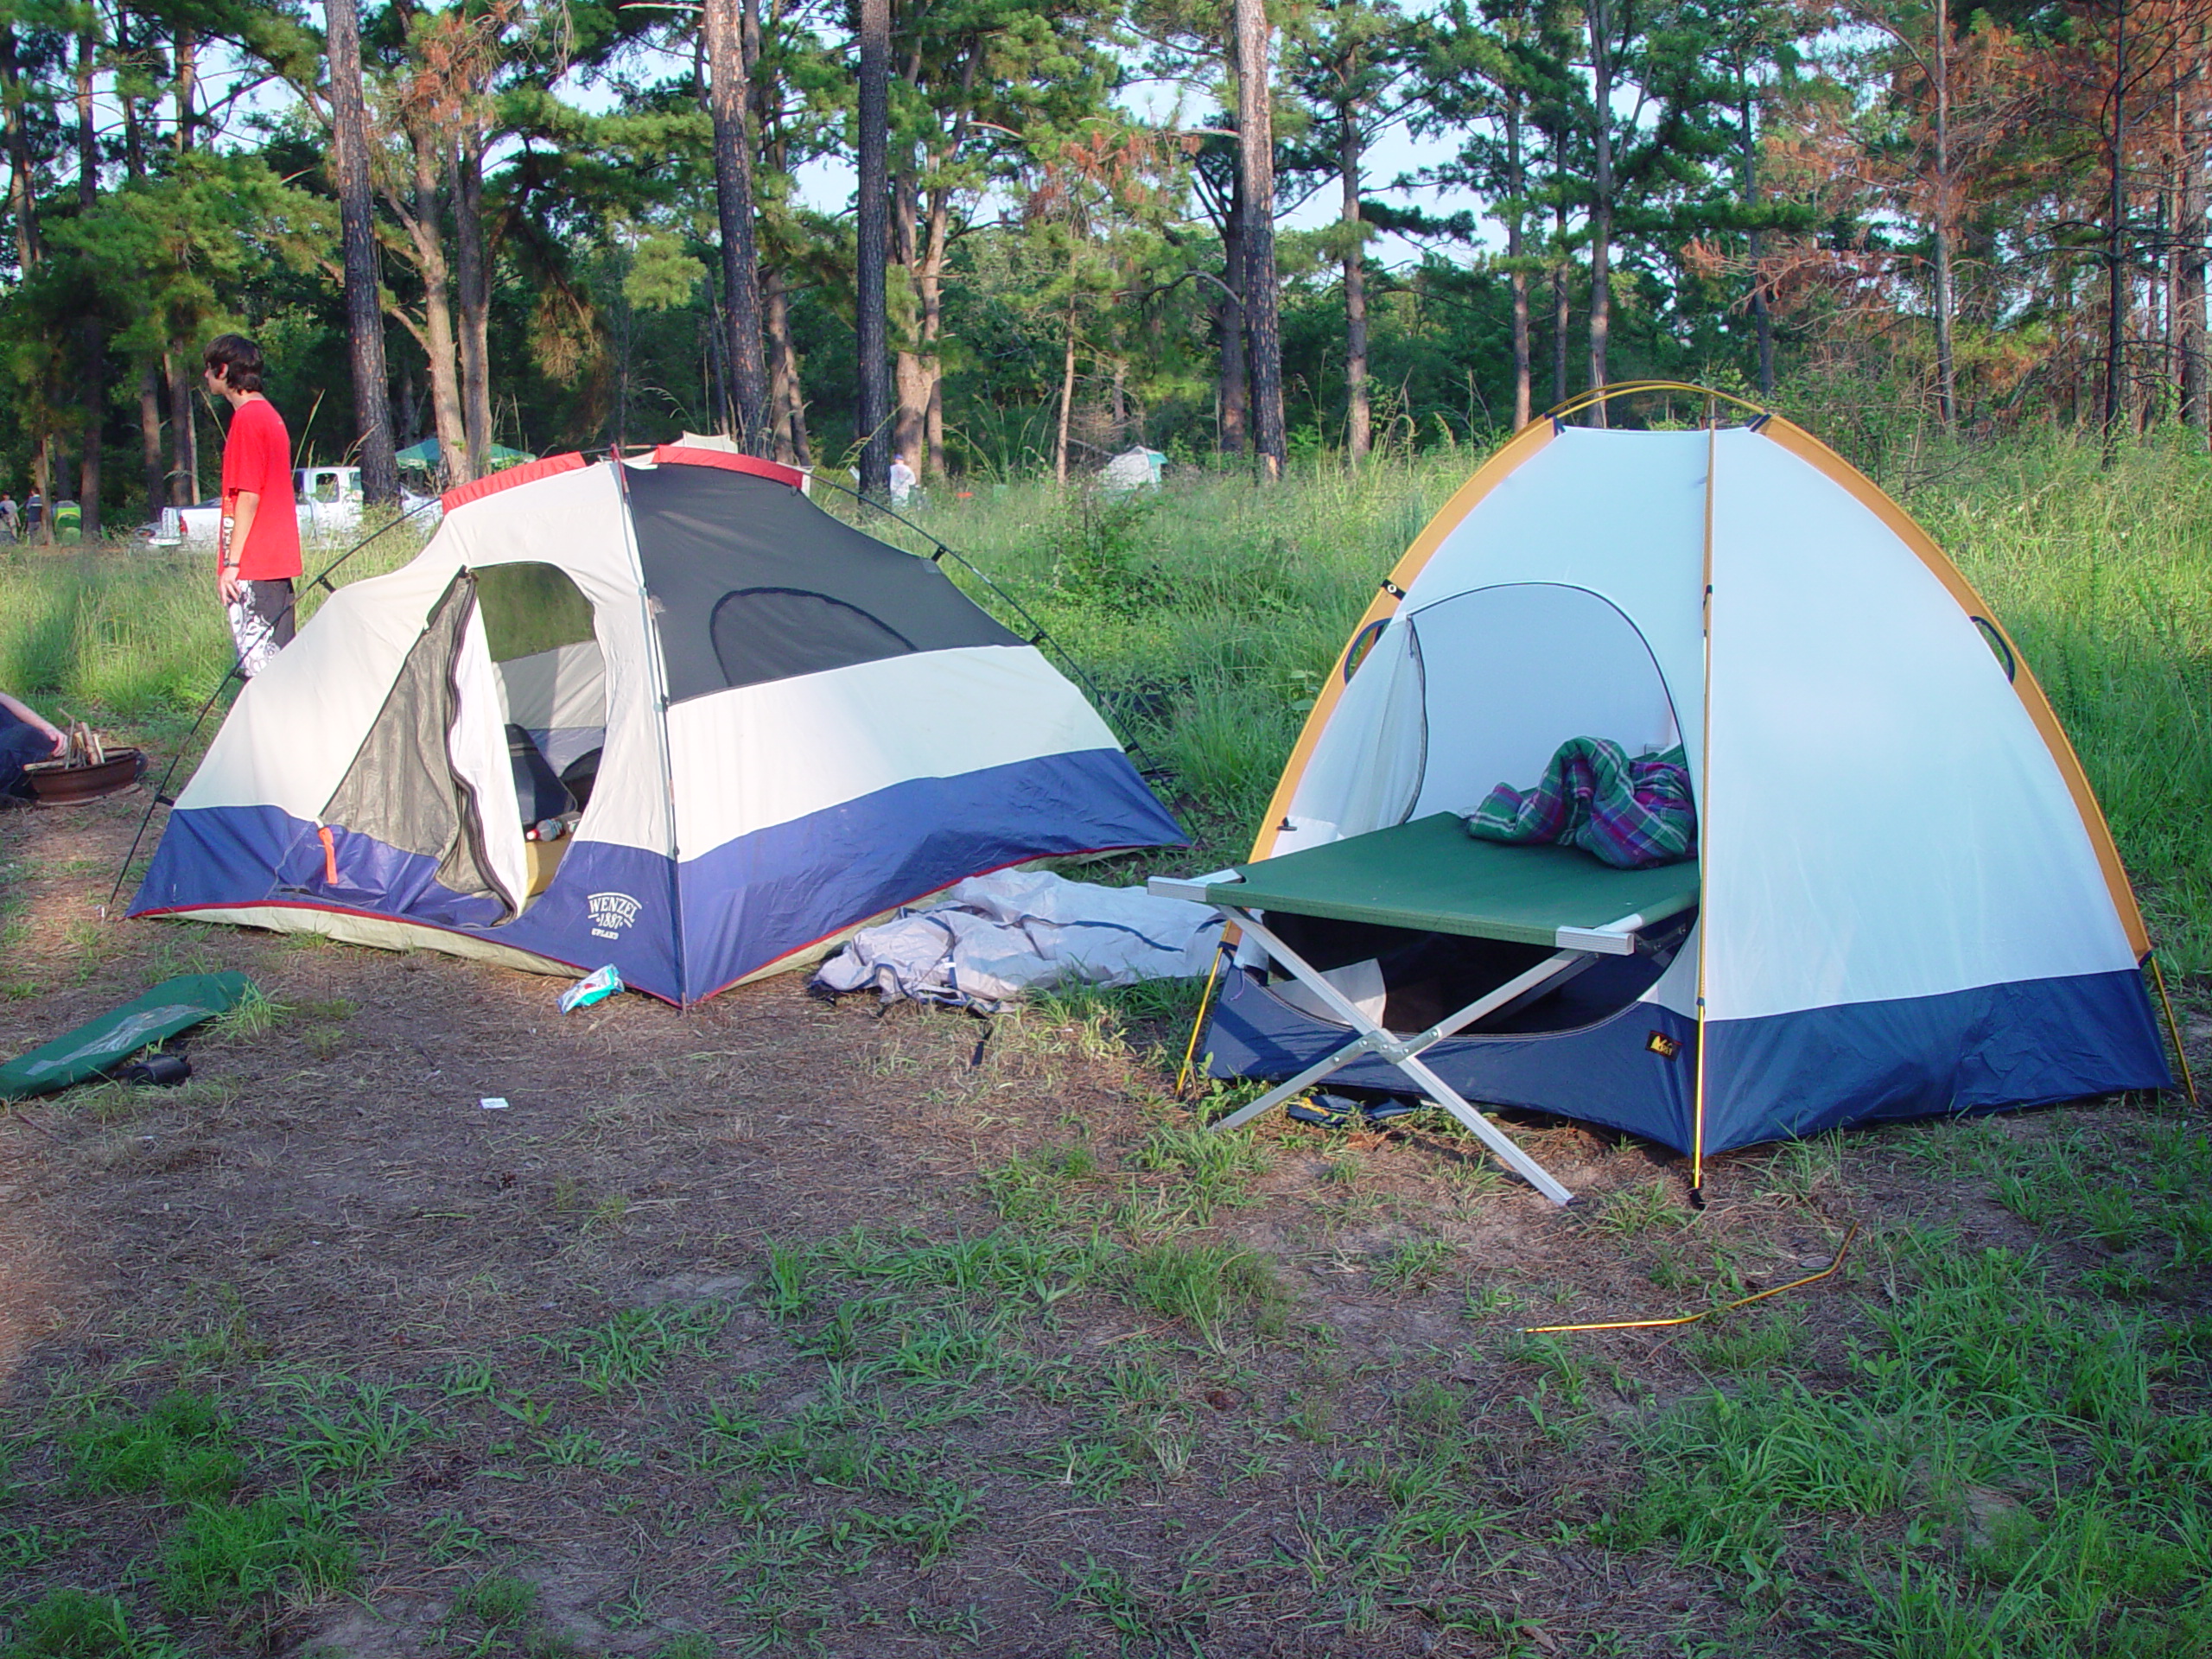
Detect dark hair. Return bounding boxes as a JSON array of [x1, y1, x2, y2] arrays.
[[203, 334, 265, 393]]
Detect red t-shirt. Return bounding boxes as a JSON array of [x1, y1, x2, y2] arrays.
[[219, 397, 302, 582]]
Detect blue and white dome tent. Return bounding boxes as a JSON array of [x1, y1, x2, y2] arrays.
[[130, 447, 1183, 1004]]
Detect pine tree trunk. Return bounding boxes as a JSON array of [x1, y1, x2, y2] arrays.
[[1055, 303, 1078, 486], [1340, 116, 1369, 463], [763, 265, 793, 461], [1508, 89, 1529, 428], [855, 0, 892, 497], [925, 373, 944, 476], [1217, 174, 1249, 454], [1586, 0, 1612, 427], [1740, 77, 1774, 397], [1, 27, 41, 276], [917, 187, 951, 477], [453, 131, 493, 477], [706, 0, 769, 453], [1933, 0, 1956, 431], [407, 124, 470, 487], [764, 267, 811, 467], [121, 10, 144, 181], [891, 175, 926, 469], [77, 25, 103, 540], [326, 0, 397, 504], [32, 436, 52, 546], [167, 355, 200, 505], [175, 29, 194, 154], [1553, 198, 1569, 407], [2181, 85, 2208, 429], [2106, 0, 2129, 452], [1234, 0, 1286, 478], [139, 363, 164, 518]]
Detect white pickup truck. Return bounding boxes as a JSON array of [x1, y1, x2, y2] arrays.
[[153, 465, 442, 546]]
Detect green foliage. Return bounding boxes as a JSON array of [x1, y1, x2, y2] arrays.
[[540, 1303, 731, 1395], [276, 1382, 427, 1478], [1054, 491, 1166, 615], [1609, 1243, 2212, 1650], [459, 1571, 538, 1628], [1927, 1116, 2212, 1269], [207, 988, 291, 1045], [1595, 1178, 1694, 1237], [1370, 1236, 1457, 1294], [0, 1592, 183, 1659], [64, 1390, 241, 1503], [1123, 1239, 1282, 1350], [157, 1491, 356, 1618]]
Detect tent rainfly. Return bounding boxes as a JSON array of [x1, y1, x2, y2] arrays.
[[129, 448, 1184, 1003], [1192, 401, 2177, 1176]]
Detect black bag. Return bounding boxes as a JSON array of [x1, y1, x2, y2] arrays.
[[505, 725, 576, 823]]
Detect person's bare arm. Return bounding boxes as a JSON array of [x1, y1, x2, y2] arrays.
[[219, 490, 261, 604], [0, 692, 65, 756]]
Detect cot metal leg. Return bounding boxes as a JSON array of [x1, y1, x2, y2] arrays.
[[1208, 906, 1582, 1206]]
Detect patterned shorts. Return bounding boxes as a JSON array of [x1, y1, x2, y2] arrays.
[[226, 579, 297, 679]]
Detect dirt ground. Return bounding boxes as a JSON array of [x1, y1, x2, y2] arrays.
[[1, 778, 2203, 1659]]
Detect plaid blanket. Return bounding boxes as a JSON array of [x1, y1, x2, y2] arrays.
[[1465, 738, 1697, 869]]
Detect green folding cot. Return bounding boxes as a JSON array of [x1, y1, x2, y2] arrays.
[[1151, 813, 1701, 1204]]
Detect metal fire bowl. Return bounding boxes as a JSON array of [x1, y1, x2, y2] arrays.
[[25, 749, 148, 805]]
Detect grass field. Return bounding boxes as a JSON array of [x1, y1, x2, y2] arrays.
[[1, 418, 2209, 1657]]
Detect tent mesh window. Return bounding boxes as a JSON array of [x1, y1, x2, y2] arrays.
[[622, 463, 1019, 701]]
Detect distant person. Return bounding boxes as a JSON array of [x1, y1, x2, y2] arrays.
[[0, 690, 66, 802], [23, 493, 41, 537], [888, 450, 918, 508], [202, 334, 301, 678], [0, 493, 16, 541]]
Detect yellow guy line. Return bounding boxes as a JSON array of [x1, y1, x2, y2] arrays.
[[1522, 1219, 1860, 1336]]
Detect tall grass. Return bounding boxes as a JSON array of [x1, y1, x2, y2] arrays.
[[4, 428, 2206, 968], [0, 524, 431, 728]]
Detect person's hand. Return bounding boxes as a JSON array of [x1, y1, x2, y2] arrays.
[[21, 711, 67, 757], [219, 565, 244, 604]]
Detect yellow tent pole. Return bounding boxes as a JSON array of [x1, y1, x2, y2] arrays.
[[2150, 954, 2199, 1108], [1174, 943, 1229, 1100], [1542, 379, 1770, 427], [1691, 417, 1717, 1205]]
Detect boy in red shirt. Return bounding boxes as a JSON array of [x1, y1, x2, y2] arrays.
[[203, 334, 302, 677]]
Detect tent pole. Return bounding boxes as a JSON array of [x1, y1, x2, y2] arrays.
[[2150, 954, 2199, 1108], [1691, 418, 1718, 1206], [1175, 940, 1229, 1100]]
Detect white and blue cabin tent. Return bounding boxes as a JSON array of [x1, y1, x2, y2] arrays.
[[1198, 404, 2174, 1166], [130, 448, 1184, 1004]]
